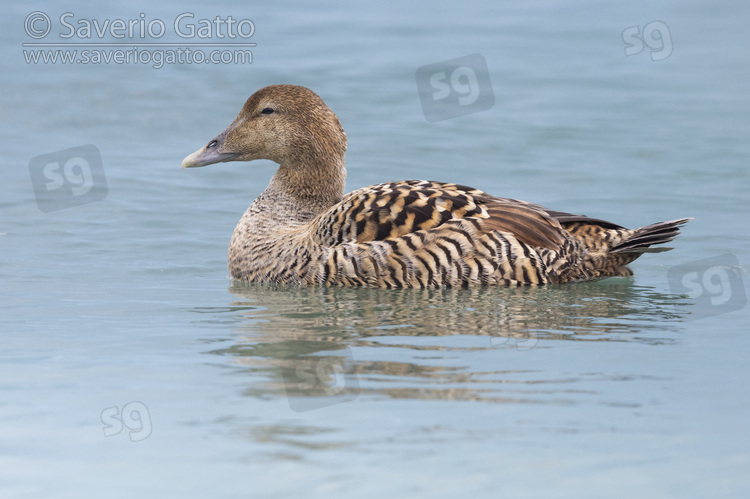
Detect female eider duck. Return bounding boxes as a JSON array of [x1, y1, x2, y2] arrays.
[[182, 84, 689, 288]]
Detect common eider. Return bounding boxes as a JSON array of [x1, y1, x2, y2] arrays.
[[182, 84, 689, 288]]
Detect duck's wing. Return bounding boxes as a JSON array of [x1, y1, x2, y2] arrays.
[[310, 180, 565, 250]]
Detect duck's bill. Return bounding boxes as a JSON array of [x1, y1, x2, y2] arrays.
[[181, 127, 239, 168], [181, 147, 238, 169]]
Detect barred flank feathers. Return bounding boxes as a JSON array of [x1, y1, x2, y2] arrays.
[[228, 180, 689, 287]]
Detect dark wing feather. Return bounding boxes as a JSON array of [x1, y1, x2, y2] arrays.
[[480, 198, 564, 249], [545, 210, 625, 230]]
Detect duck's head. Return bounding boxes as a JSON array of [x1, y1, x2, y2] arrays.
[[181, 84, 347, 170]]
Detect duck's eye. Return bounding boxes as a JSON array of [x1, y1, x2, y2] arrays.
[[261, 107, 275, 115], [207, 139, 218, 149]]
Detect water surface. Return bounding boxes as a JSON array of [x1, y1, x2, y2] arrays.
[[2, 1, 749, 498]]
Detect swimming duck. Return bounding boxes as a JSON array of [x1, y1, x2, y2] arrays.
[[182, 84, 689, 288]]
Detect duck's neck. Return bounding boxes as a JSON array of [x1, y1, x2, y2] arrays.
[[254, 154, 346, 225]]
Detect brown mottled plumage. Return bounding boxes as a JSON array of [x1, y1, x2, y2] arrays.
[[182, 84, 689, 288]]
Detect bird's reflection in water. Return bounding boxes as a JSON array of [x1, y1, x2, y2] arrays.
[[195, 279, 687, 405]]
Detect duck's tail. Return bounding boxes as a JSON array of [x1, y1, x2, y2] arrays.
[[552, 216, 691, 282], [609, 218, 692, 254], [593, 217, 691, 279]]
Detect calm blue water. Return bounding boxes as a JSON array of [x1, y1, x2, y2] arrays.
[[2, 1, 750, 497]]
